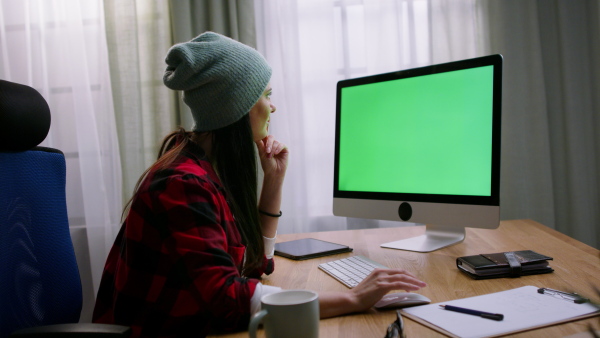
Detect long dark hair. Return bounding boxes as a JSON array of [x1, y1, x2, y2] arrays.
[[122, 114, 264, 276], [211, 114, 263, 275]]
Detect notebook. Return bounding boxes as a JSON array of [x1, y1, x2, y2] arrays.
[[274, 238, 352, 260]]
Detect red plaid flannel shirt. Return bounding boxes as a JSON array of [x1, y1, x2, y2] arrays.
[[92, 143, 274, 337]]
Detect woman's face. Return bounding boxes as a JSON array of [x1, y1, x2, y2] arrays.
[[249, 84, 276, 141]]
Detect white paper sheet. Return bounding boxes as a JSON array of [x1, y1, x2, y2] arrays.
[[402, 285, 599, 338]]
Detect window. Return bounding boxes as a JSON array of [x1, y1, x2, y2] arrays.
[[333, 0, 431, 80]]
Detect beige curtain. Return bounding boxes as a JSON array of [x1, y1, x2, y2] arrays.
[[481, 0, 600, 248], [103, 0, 178, 203]]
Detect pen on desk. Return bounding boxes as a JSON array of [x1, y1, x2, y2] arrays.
[[439, 305, 504, 321], [537, 287, 589, 304]]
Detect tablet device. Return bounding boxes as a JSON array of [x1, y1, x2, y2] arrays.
[[274, 238, 353, 260]]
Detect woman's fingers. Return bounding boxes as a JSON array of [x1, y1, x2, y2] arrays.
[[256, 135, 289, 177], [348, 268, 427, 311], [270, 139, 286, 157], [259, 135, 286, 158], [369, 268, 427, 289]]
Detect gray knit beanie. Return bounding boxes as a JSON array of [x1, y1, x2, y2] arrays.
[[163, 32, 272, 132]]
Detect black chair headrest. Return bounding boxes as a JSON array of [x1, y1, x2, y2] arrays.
[[0, 80, 51, 152]]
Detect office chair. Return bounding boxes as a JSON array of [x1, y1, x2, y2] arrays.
[[0, 80, 130, 337]]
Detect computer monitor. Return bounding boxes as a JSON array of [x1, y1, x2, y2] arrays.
[[333, 54, 502, 252]]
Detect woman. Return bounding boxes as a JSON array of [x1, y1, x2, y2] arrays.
[[93, 32, 426, 337]]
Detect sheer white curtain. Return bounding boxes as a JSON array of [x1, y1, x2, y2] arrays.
[[255, 0, 484, 234], [0, 0, 122, 321]]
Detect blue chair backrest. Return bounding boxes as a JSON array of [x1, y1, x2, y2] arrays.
[[0, 80, 83, 337]]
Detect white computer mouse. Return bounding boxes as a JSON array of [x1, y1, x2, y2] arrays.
[[374, 292, 431, 309]]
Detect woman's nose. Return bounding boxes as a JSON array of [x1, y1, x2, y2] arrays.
[[271, 103, 277, 113]]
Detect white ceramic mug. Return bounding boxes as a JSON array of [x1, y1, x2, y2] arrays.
[[248, 289, 319, 338]]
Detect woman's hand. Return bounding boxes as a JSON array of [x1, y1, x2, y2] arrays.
[[256, 135, 289, 179], [347, 268, 427, 312], [256, 135, 288, 238], [318, 268, 427, 318]]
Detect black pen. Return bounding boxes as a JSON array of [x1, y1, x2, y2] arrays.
[[439, 305, 504, 321]]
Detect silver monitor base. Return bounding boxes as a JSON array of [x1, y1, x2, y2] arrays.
[[380, 224, 465, 252]]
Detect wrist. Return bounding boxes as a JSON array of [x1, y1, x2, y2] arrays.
[[318, 291, 362, 318], [262, 169, 285, 184], [259, 183, 283, 215], [259, 209, 282, 217], [345, 291, 362, 312]]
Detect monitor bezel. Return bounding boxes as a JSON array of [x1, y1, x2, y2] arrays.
[[333, 54, 502, 207]]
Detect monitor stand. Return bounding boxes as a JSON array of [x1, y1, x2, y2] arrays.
[[380, 224, 465, 252]]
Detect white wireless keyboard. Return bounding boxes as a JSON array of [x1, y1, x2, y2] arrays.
[[318, 255, 388, 288]]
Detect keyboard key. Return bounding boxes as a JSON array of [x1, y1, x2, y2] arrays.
[[318, 255, 388, 288]]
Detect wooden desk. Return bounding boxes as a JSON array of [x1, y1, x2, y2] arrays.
[[210, 220, 600, 337]]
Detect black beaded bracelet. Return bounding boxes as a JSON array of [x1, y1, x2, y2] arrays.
[[259, 209, 282, 217]]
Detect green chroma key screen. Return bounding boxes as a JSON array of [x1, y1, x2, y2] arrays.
[[338, 66, 494, 196]]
